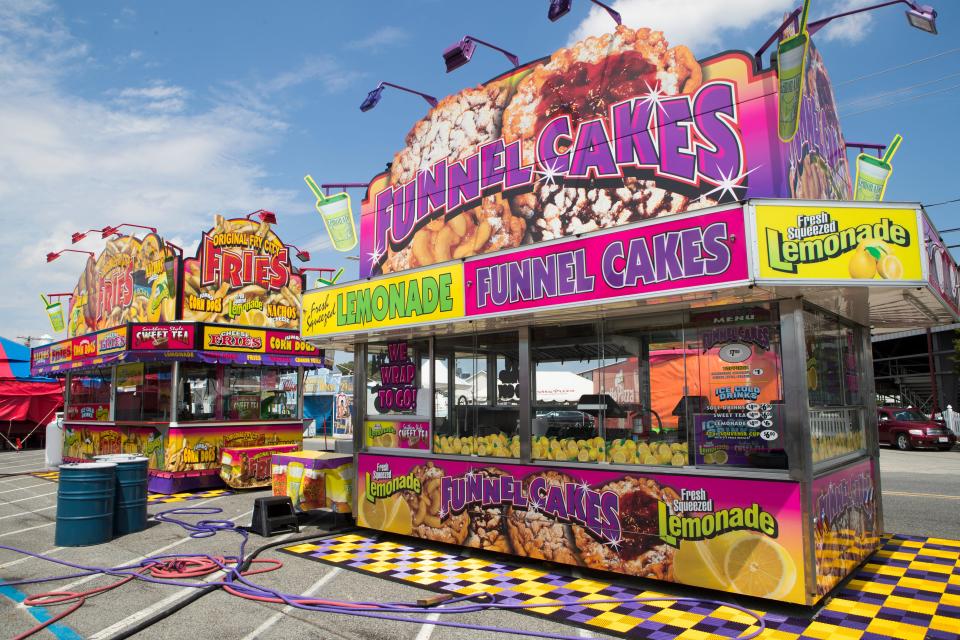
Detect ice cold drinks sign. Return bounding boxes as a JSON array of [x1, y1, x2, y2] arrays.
[[466, 207, 749, 316]]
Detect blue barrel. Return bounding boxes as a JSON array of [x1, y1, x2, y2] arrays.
[[55, 463, 116, 546], [95, 455, 149, 535]]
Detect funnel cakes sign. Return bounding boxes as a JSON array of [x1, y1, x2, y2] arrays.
[[358, 26, 850, 277]]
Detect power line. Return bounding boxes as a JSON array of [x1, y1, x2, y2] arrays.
[[843, 82, 960, 118], [839, 71, 960, 113], [925, 198, 960, 210], [834, 47, 960, 88]]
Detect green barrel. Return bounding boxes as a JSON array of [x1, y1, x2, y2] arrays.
[[55, 463, 116, 546], [95, 455, 149, 535]]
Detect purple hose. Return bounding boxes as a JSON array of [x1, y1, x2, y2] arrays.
[[0, 507, 767, 640]]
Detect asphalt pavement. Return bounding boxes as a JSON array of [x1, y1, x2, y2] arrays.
[[876, 443, 960, 539], [1, 445, 959, 639]]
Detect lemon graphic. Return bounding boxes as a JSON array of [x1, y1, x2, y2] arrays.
[[877, 254, 903, 279], [806, 366, 818, 391], [724, 533, 796, 598], [361, 495, 412, 535], [713, 450, 728, 465], [848, 250, 877, 279], [675, 538, 730, 591]]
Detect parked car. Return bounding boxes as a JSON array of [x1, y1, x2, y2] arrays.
[[877, 407, 956, 451]]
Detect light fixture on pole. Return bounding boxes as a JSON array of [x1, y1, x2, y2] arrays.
[[756, 1, 937, 66], [319, 182, 367, 196], [244, 210, 278, 225], [100, 223, 158, 238], [71, 227, 117, 244], [46, 249, 94, 263], [547, 0, 622, 25], [163, 240, 184, 257], [360, 82, 438, 112], [845, 141, 887, 158], [286, 244, 311, 262], [443, 35, 520, 73]]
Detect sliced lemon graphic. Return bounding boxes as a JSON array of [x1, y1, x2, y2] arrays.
[[723, 533, 795, 598], [361, 494, 412, 535]]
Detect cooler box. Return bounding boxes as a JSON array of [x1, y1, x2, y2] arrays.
[[272, 451, 353, 513], [220, 444, 300, 489]]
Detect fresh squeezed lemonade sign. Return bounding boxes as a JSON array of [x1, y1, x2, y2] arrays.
[[757, 204, 922, 281], [357, 455, 806, 602], [301, 265, 464, 336]]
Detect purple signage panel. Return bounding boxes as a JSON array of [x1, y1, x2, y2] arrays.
[[465, 207, 749, 317]]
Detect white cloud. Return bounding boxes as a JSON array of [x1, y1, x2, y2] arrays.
[[114, 82, 189, 113], [568, 0, 794, 53], [346, 26, 409, 53], [816, 0, 876, 43], [0, 2, 334, 339]]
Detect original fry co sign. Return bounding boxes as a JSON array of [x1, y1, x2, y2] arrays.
[[181, 215, 304, 329]]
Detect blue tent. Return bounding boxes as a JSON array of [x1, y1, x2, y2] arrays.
[[304, 395, 334, 436]]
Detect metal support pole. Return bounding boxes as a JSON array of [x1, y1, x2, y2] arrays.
[[779, 299, 816, 601], [926, 328, 940, 415], [518, 326, 532, 463], [859, 323, 883, 537]]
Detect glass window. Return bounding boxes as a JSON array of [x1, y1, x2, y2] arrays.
[[805, 308, 866, 462], [67, 368, 111, 421], [528, 305, 786, 471], [260, 368, 298, 419], [114, 363, 172, 421], [433, 332, 520, 458], [177, 363, 218, 421], [224, 366, 262, 420], [366, 340, 426, 417]]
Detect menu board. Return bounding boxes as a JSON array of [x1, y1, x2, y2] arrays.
[[691, 309, 784, 466]]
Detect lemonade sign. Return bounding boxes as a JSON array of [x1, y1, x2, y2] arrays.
[[756, 204, 922, 282]]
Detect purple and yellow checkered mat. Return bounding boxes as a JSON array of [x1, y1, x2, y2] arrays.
[[281, 533, 960, 639], [30, 471, 235, 503]]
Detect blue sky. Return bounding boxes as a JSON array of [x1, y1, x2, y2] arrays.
[[1, 0, 958, 339]]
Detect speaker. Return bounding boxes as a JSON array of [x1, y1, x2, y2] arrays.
[[250, 496, 299, 537]]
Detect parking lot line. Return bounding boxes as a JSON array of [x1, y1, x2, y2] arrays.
[[0, 483, 52, 495], [87, 521, 293, 640], [885, 490, 960, 500], [0, 504, 55, 520], [0, 490, 57, 505], [52, 497, 239, 593], [0, 546, 65, 570], [0, 521, 54, 538], [414, 612, 441, 640], [239, 567, 342, 640]]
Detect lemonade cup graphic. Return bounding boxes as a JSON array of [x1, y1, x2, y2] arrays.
[[286, 461, 305, 510], [305, 175, 358, 252], [777, 32, 808, 142], [855, 134, 901, 202]]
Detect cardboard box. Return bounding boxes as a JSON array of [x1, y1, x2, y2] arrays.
[[272, 451, 353, 513]]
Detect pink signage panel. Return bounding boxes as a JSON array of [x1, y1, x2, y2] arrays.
[[465, 207, 749, 317]]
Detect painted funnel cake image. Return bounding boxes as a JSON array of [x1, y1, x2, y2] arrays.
[[573, 476, 679, 578], [381, 83, 525, 273], [372, 26, 726, 276], [502, 26, 714, 241]]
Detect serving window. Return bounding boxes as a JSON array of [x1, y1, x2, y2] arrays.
[[114, 362, 173, 422], [433, 331, 520, 458], [66, 368, 112, 421], [804, 307, 866, 463], [175, 363, 302, 422]]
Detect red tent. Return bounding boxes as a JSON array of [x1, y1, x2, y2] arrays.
[[0, 337, 63, 449]]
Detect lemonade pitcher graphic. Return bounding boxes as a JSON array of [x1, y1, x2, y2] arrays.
[[305, 175, 358, 251]]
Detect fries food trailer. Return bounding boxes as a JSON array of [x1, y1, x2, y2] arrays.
[[300, 26, 960, 605], [32, 216, 328, 493]]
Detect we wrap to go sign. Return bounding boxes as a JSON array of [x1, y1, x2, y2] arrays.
[[301, 264, 464, 336]]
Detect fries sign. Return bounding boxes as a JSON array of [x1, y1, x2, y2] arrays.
[[181, 214, 304, 329]]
